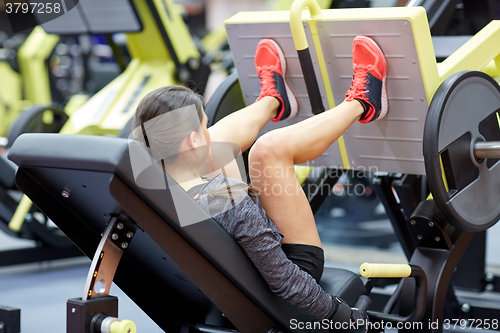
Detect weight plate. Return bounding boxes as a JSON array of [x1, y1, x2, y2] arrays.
[[424, 71, 500, 232], [6, 105, 68, 147]]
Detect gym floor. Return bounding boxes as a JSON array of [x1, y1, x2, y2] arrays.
[[1, 203, 500, 332]]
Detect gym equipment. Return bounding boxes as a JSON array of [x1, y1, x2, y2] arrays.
[[42, 0, 207, 137], [0, 0, 212, 266], [313, 171, 396, 248], [8, 133, 374, 332], [0, 27, 60, 137], [66, 216, 138, 333], [0, 305, 20, 333], [372, 72, 500, 296], [408, 1, 499, 62], [0, 33, 126, 262], [225, 3, 500, 175], [373, 90, 500, 329], [11, 70, 500, 332], [6, 3, 500, 333], [67, 296, 136, 333], [0, 28, 120, 264], [0, 27, 87, 265], [424, 71, 500, 233], [217, 2, 500, 331], [298, 0, 498, 228], [208, 73, 359, 244], [199, 0, 333, 75], [0, 25, 121, 130], [406, 0, 463, 35], [6, 77, 498, 332], [221, 0, 499, 248]]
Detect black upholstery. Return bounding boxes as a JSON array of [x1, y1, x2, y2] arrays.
[[9, 133, 368, 332]]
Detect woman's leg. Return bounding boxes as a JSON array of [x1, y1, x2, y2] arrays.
[[208, 39, 298, 153], [249, 36, 388, 247], [203, 39, 298, 179], [249, 101, 363, 247], [208, 96, 278, 153], [200, 97, 278, 180]]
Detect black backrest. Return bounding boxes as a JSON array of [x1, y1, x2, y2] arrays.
[[8, 133, 321, 332]]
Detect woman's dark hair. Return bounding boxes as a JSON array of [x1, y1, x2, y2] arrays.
[[133, 85, 205, 129], [133, 85, 253, 199], [133, 85, 205, 164]]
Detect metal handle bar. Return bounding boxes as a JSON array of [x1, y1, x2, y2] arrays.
[[360, 263, 427, 323], [474, 141, 500, 159]]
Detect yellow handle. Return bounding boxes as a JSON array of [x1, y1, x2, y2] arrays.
[[9, 195, 33, 232], [290, 0, 322, 51], [110, 320, 137, 333], [360, 263, 411, 278]]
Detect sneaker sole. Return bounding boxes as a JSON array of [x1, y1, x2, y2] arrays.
[[357, 36, 388, 120], [268, 40, 298, 119]]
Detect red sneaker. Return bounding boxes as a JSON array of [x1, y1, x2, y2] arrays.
[[345, 36, 388, 123], [255, 39, 298, 122]]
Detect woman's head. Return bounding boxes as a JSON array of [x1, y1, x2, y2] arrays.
[[133, 85, 210, 168]]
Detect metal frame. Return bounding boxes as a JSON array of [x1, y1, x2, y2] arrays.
[[82, 216, 136, 300], [371, 171, 500, 332], [400, 231, 474, 333], [372, 174, 417, 259]]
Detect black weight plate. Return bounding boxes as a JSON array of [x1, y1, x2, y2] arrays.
[[6, 105, 68, 148], [424, 71, 500, 232], [205, 71, 245, 127]]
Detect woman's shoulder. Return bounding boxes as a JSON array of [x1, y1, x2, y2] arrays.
[[204, 173, 247, 187], [199, 174, 249, 195], [192, 174, 253, 214]]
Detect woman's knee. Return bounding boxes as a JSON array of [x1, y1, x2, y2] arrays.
[[249, 131, 285, 167]]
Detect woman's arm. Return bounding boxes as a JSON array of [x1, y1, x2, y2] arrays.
[[224, 199, 334, 320]]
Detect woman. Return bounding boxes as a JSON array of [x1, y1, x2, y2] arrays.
[[133, 36, 387, 329]]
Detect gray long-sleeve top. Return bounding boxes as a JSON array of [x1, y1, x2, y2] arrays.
[[188, 174, 334, 320]]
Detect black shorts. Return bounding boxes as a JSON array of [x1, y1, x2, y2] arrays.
[[282, 243, 325, 283]]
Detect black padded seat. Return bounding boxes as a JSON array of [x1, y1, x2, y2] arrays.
[[9, 134, 369, 333]]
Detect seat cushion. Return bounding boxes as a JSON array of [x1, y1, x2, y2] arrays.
[[319, 267, 370, 306]]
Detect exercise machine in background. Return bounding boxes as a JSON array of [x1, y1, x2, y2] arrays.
[[0, 0, 211, 267]]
